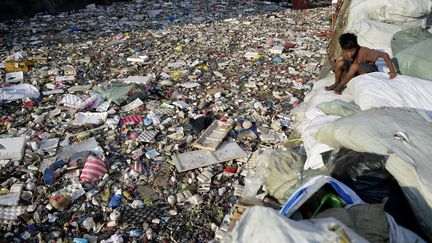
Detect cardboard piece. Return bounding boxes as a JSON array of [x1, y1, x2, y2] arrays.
[[5, 72, 24, 83], [269, 45, 285, 54], [124, 75, 154, 84], [96, 100, 111, 112], [126, 56, 149, 63], [40, 138, 60, 151], [192, 120, 234, 151], [244, 52, 259, 59], [173, 141, 247, 172], [74, 112, 108, 125], [181, 82, 201, 88], [56, 76, 75, 82], [122, 98, 144, 112], [0, 136, 26, 160], [42, 89, 64, 96]]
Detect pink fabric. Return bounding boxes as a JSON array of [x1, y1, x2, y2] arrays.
[[132, 160, 145, 175], [80, 155, 108, 183], [119, 115, 142, 125]]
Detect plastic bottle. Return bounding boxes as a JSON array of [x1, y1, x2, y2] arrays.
[[108, 189, 122, 208]]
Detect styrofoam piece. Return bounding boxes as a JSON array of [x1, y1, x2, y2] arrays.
[[176, 192, 186, 202], [192, 120, 234, 151], [74, 112, 108, 125], [124, 75, 154, 84], [96, 100, 111, 112], [64, 180, 85, 202], [269, 46, 284, 54], [244, 52, 259, 59], [10, 183, 24, 194], [260, 130, 288, 143], [148, 9, 163, 17], [213, 71, 225, 78], [122, 98, 144, 112], [0, 136, 26, 160], [197, 170, 214, 183], [127, 56, 149, 63], [181, 82, 201, 88], [197, 183, 211, 193], [249, 113, 269, 123], [189, 194, 203, 205], [173, 142, 247, 172], [183, 190, 193, 199], [68, 85, 92, 93], [173, 100, 190, 109], [174, 151, 217, 172], [153, 107, 175, 115], [145, 149, 160, 159], [40, 138, 59, 151], [6, 71, 24, 83], [42, 89, 64, 96], [29, 40, 42, 45], [245, 81, 257, 88], [167, 60, 187, 69], [55, 76, 75, 82]]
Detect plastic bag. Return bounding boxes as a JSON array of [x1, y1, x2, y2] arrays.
[[321, 148, 426, 238], [0, 84, 40, 101]]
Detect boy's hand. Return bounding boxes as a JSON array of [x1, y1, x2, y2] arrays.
[[388, 72, 397, 79]]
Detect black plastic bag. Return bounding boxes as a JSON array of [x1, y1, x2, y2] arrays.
[[321, 148, 426, 239]]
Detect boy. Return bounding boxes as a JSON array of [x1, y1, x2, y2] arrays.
[[325, 33, 398, 94]]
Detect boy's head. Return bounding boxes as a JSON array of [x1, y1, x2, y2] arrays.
[[339, 33, 359, 58]]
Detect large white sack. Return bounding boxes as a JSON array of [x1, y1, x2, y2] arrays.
[[316, 108, 432, 239], [345, 0, 432, 48], [348, 72, 432, 111], [304, 86, 353, 121], [294, 74, 335, 124], [224, 206, 368, 243], [302, 116, 338, 170], [294, 74, 354, 170]]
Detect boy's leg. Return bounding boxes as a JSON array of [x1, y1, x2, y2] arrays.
[[325, 60, 345, 91], [334, 63, 359, 94]]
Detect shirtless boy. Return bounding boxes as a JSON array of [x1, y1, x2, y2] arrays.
[[325, 33, 398, 94]]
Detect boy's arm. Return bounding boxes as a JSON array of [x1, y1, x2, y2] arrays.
[[371, 50, 397, 79]]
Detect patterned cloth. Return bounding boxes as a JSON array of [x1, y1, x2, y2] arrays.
[[80, 155, 108, 183], [119, 115, 142, 126], [120, 205, 167, 224], [132, 160, 145, 175], [136, 130, 158, 143]]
